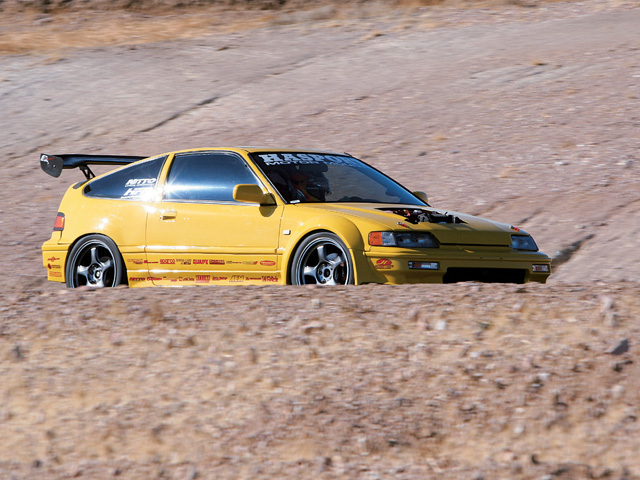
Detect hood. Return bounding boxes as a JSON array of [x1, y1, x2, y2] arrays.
[[295, 203, 515, 246]]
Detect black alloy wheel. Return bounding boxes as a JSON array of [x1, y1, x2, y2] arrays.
[[65, 235, 125, 288], [291, 232, 354, 285]]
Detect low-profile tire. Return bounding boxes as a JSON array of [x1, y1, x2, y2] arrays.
[[65, 235, 125, 288], [291, 232, 354, 285]]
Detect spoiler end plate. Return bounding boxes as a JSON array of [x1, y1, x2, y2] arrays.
[[40, 154, 63, 178]]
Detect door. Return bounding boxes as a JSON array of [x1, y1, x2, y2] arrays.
[[145, 151, 283, 286]]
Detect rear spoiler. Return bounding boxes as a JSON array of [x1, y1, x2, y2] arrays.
[[40, 153, 148, 180]]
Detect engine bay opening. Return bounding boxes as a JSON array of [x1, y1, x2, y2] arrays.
[[378, 208, 465, 225]]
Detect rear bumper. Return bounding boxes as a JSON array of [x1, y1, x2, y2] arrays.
[[42, 239, 68, 283], [358, 246, 551, 284]]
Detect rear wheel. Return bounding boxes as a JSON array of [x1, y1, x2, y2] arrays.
[[66, 235, 125, 288], [291, 232, 354, 285]]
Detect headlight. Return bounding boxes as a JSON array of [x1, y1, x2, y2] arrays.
[[511, 235, 538, 251], [369, 231, 439, 248]]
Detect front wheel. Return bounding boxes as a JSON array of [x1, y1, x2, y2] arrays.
[[291, 232, 354, 285], [65, 235, 125, 288]]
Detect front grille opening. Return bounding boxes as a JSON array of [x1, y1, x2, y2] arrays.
[[443, 268, 526, 284]]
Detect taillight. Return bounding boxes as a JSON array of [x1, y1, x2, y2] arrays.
[[53, 212, 65, 231]]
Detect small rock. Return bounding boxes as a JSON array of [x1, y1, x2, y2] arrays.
[[606, 338, 629, 355], [34, 15, 53, 25], [600, 296, 614, 314], [316, 456, 332, 472], [611, 384, 625, 399], [302, 322, 325, 334], [435, 319, 447, 331], [537, 372, 551, 383], [600, 296, 618, 325], [186, 466, 198, 479], [10, 344, 24, 361], [248, 347, 258, 364], [311, 298, 322, 309], [613, 359, 633, 372]]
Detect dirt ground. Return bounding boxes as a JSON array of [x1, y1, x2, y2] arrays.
[[1, 1, 639, 478]]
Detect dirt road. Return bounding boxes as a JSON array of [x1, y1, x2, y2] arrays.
[[1, 1, 639, 478]]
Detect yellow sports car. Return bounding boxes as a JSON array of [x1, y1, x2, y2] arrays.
[[41, 148, 551, 288]]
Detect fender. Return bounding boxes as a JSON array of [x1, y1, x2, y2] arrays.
[[280, 213, 383, 284]]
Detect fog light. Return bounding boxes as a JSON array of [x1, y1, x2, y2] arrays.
[[532, 264, 550, 273], [408, 261, 439, 270]]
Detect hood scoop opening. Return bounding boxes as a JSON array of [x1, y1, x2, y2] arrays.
[[378, 208, 466, 225]]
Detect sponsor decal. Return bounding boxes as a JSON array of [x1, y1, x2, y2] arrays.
[[227, 261, 241, 265], [196, 275, 210, 284], [122, 187, 154, 198], [127, 259, 145, 265], [211, 276, 228, 281], [257, 153, 360, 167], [125, 178, 156, 187], [129, 277, 146, 282], [177, 259, 192, 265], [49, 271, 62, 278], [210, 259, 225, 265], [397, 222, 409, 228], [374, 258, 393, 270], [121, 179, 156, 199], [177, 276, 195, 282], [260, 260, 276, 267], [262, 275, 278, 283], [247, 277, 262, 281], [160, 259, 175, 265], [193, 259, 208, 265], [47, 264, 61, 270], [230, 275, 244, 283], [47, 256, 60, 262], [243, 261, 258, 265]]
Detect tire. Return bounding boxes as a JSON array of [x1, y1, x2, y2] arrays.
[[291, 232, 354, 285], [65, 235, 125, 288]]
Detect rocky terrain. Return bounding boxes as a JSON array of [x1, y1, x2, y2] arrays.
[[1, 1, 639, 478]]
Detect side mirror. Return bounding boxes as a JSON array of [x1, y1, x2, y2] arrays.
[[413, 191, 429, 204], [233, 184, 276, 205]]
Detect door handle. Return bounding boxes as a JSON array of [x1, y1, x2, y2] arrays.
[[160, 210, 177, 220]]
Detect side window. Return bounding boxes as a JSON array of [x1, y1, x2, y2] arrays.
[[84, 156, 166, 200], [163, 152, 258, 202]]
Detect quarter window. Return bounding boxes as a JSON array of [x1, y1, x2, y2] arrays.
[[163, 152, 259, 202], [84, 156, 166, 200]]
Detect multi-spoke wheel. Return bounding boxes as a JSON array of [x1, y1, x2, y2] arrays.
[[291, 232, 354, 285], [65, 235, 125, 288]]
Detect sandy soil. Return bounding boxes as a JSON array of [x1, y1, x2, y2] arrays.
[[1, 1, 639, 478]]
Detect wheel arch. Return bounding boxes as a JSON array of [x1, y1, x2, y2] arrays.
[[283, 215, 367, 284], [65, 232, 128, 286]]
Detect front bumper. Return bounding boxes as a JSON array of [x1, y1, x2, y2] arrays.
[[359, 246, 551, 284]]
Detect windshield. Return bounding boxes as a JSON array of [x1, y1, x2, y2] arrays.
[[251, 152, 425, 205]]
